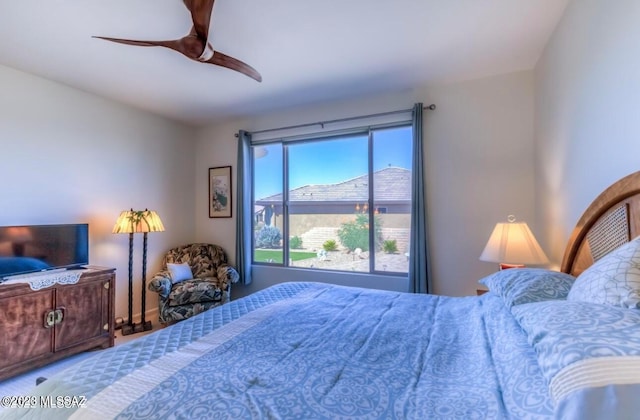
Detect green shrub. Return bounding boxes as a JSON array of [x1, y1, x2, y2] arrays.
[[290, 236, 303, 249], [337, 214, 383, 252], [323, 239, 338, 251], [383, 239, 398, 254], [255, 225, 282, 249]]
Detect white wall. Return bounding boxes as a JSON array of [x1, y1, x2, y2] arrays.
[[534, 0, 640, 266], [425, 71, 536, 296], [0, 64, 196, 322], [195, 70, 536, 297]]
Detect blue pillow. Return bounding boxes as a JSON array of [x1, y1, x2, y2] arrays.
[[567, 237, 640, 308], [479, 268, 576, 308]]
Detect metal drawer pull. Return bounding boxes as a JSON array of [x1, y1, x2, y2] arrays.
[[44, 311, 55, 329], [54, 308, 64, 325], [43, 308, 65, 328]]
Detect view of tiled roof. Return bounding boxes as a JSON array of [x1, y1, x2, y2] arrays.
[[256, 167, 410, 203]]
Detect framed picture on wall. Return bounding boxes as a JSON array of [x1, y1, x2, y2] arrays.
[[209, 166, 232, 218]]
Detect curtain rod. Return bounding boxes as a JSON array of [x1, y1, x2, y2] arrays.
[[235, 104, 436, 137]]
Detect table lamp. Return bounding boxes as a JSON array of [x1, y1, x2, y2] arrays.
[[479, 215, 549, 269]]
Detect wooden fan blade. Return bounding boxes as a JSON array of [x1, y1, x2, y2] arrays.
[[205, 50, 262, 82], [93, 36, 188, 56], [93, 36, 179, 49], [183, 0, 215, 41]]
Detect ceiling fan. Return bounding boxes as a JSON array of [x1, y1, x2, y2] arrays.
[[94, 0, 262, 82]]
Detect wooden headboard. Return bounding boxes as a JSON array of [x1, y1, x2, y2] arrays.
[[561, 171, 640, 276]]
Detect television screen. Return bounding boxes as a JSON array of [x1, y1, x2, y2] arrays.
[[0, 224, 88, 279]]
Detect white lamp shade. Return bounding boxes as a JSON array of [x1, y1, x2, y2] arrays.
[[479, 221, 549, 265]]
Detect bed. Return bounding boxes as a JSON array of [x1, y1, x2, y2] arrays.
[[3, 171, 640, 419]]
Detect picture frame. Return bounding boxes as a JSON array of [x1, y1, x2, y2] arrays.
[[208, 166, 232, 218]]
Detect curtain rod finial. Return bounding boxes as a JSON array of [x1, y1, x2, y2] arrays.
[[426, 104, 436, 110]]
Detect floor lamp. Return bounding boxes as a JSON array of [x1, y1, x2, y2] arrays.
[[113, 209, 165, 336]]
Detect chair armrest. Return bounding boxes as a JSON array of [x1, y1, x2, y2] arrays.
[[217, 264, 240, 285], [148, 271, 172, 299]]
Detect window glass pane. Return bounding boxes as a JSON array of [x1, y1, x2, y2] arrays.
[[287, 135, 370, 272], [373, 126, 412, 273], [253, 143, 283, 264]]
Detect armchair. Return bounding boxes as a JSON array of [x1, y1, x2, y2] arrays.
[[148, 243, 239, 324]]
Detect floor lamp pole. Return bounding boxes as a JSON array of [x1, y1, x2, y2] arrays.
[[139, 232, 152, 332], [121, 232, 135, 336]]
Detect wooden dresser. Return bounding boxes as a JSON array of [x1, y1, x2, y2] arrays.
[[0, 267, 115, 381]]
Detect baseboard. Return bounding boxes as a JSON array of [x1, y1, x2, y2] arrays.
[[116, 306, 160, 327]]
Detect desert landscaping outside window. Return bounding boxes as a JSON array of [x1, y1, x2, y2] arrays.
[[252, 124, 412, 275]]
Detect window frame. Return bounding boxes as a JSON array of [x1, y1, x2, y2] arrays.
[[251, 121, 412, 276]]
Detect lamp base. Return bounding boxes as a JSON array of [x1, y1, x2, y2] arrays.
[[121, 323, 135, 336], [499, 263, 525, 270], [134, 321, 153, 333], [120, 321, 153, 336]]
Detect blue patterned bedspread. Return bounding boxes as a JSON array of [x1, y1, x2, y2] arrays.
[[2, 282, 553, 419]]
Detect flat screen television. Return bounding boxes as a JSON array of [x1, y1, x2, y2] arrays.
[[0, 223, 88, 279]]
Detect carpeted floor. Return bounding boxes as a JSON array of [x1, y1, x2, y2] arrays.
[[0, 351, 95, 399], [0, 327, 156, 408]]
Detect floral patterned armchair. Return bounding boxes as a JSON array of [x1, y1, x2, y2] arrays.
[[148, 243, 239, 324]]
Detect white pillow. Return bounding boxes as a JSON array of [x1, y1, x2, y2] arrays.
[[167, 262, 193, 284], [567, 237, 640, 308]]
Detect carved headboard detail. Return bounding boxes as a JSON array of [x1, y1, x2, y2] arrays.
[[561, 171, 640, 276]]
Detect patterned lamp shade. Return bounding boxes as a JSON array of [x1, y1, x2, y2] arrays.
[[479, 215, 549, 265], [113, 209, 165, 234]]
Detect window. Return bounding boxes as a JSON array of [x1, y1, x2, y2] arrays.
[[253, 124, 412, 274]]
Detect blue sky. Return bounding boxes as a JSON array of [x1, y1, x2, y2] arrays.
[[254, 126, 412, 199]]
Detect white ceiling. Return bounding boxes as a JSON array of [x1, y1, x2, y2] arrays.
[[0, 0, 569, 127]]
